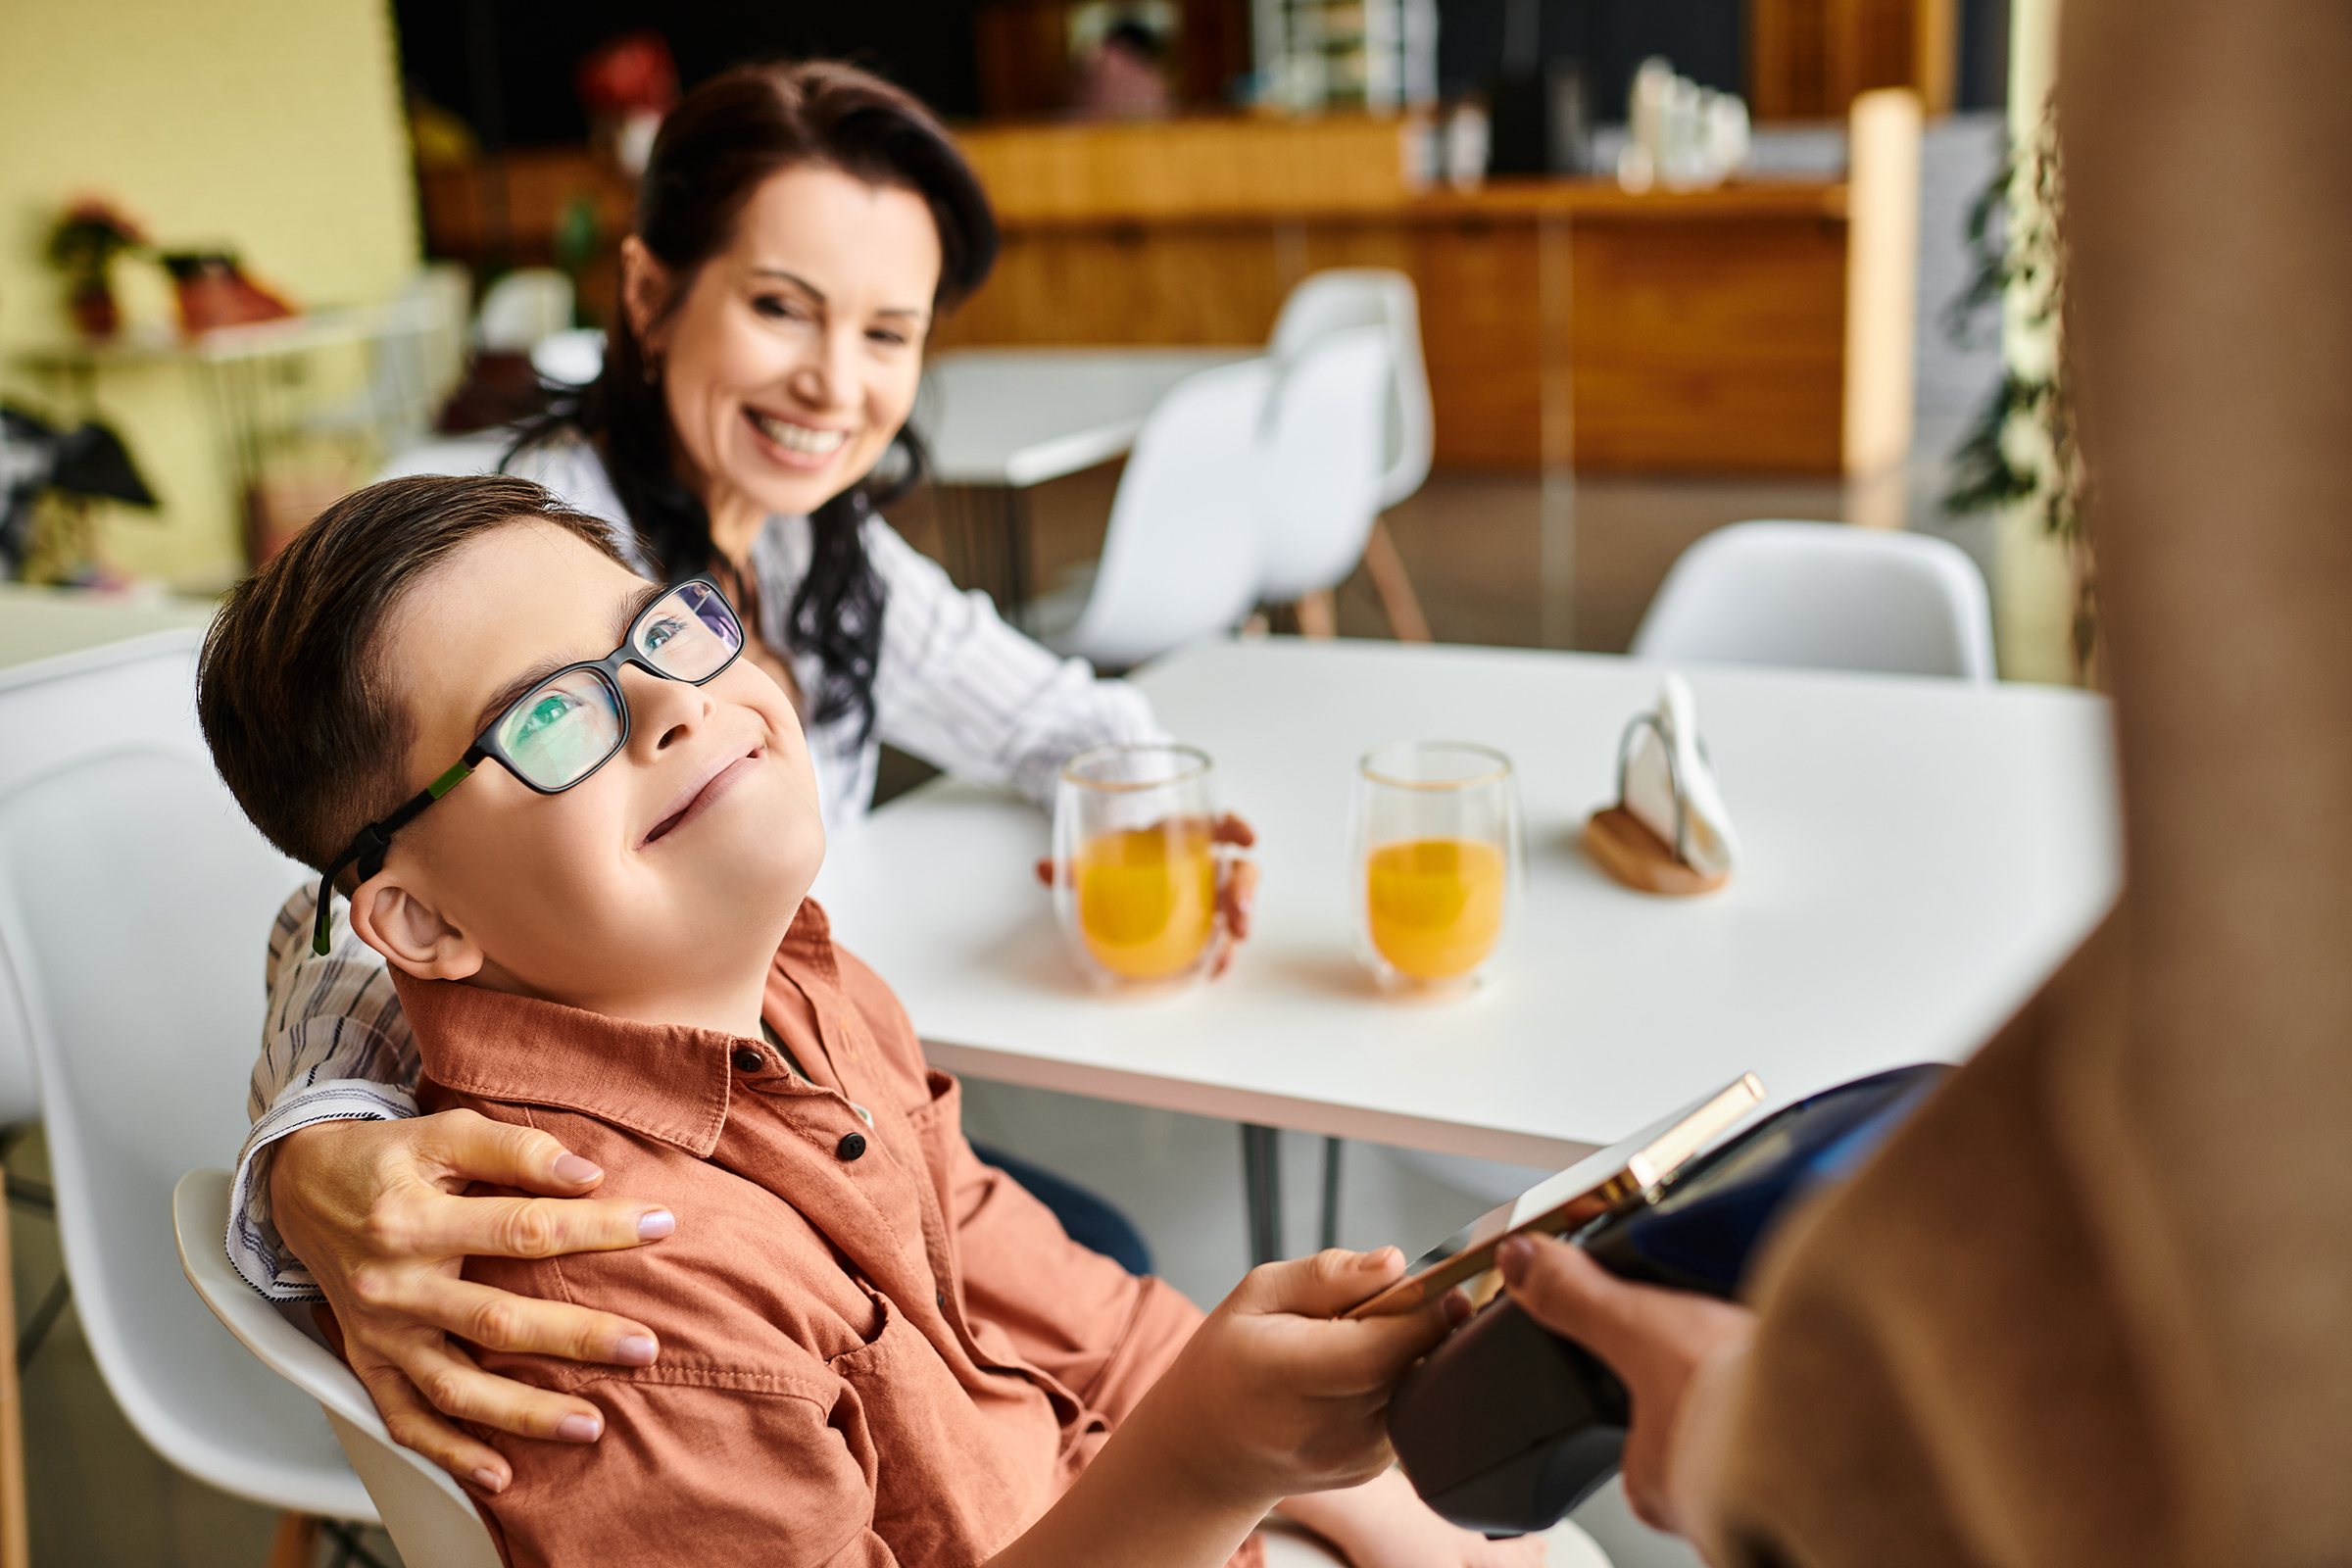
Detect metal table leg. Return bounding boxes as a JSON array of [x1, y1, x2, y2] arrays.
[[1242, 1123, 1282, 1265], [1319, 1136, 1344, 1250]]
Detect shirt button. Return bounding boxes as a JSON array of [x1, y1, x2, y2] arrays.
[[836, 1131, 867, 1162], [731, 1048, 765, 1073]]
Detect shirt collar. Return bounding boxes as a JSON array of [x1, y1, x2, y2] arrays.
[[397, 901, 843, 1157]]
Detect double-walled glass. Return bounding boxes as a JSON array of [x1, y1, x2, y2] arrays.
[[1349, 741, 1522, 992], [1054, 744, 1222, 991]]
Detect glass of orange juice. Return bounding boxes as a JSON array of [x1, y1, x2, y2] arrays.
[[1350, 742, 1521, 993], [1054, 744, 1223, 991]]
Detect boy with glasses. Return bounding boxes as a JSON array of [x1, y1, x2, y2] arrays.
[[196, 476, 1536, 1568]]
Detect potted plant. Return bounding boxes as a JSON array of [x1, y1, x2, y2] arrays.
[[45, 199, 146, 342]]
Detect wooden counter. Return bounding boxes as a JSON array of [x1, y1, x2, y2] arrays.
[[941, 112, 1916, 476]]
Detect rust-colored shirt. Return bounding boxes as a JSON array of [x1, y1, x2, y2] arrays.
[[402, 903, 1210, 1568]]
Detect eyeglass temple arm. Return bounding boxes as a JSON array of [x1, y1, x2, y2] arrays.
[[310, 759, 477, 956]]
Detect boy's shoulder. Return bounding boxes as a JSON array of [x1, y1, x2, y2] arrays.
[[431, 1089, 886, 1392]]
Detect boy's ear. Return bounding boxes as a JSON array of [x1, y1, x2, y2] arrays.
[[347, 870, 486, 982]]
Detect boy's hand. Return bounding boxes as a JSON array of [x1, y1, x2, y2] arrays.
[[1499, 1234, 1752, 1535], [1145, 1247, 1467, 1507], [270, 1109, 677, 1493], [984, 1248, 1466, 1568]]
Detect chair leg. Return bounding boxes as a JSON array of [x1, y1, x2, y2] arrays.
[[0, 1201, 24, 1568], [1363, 517, 1432, 643], [266, 1512, 319, 1568], [1295, 590, 1338, 639]]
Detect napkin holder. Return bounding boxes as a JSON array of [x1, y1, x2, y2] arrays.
[[1584, 708, 1729, 897]]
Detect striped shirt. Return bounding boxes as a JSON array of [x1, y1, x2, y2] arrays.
[[228, 435, 1162, 1298]]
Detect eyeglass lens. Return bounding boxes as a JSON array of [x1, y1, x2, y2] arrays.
[[494, 583, 746, 791], [633, 580, 742, 679]]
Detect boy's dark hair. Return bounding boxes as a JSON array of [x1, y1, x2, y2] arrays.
[[198, 474, 632, 877]]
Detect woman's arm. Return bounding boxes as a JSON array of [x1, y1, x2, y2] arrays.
[[245, 884, 681, 1490], [232, 884, 425, 1298], [853, 516, 1166, 805]]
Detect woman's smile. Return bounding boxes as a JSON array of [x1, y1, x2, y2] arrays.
[[744, 405, 854, 467]]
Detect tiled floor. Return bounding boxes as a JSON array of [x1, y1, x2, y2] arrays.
[[16, 442, 1993, 1566]]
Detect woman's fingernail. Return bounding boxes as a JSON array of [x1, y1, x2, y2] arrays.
[[1497, 1236, 1534, 1282], [471, 1468, 507, 1494], [637, 1209, 676, 1240], [615, 1334, 659, 1365], [557, 1413, 602, 1443], [553, 1153, 603, 1184]]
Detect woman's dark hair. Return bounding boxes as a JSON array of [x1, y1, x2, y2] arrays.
[[514, 60, 998, 743]]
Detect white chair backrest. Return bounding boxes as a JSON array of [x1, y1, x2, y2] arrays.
[[1255, 326, 1392, 604], [177, 1172, 504, 1566], [0, 633, 219, 1123], [1058, 358, 1277, 669], [1269, 270, 1433, 510], [0, 637, 374, 1520], [1631, 520, 1995, 681], [374, 430, 513, 483], [530, 326, 607, 388], [475, 269, 573, 352]]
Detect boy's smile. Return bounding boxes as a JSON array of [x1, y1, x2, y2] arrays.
[[347, 519, 825, 1040]]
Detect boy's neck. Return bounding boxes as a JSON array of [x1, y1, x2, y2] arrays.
[[465, 951, 775, 1043]]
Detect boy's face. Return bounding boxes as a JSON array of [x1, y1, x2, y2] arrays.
[[351, 520, 823, 1028]]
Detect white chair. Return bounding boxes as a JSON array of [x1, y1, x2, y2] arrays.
[[530, 326, 607, 388], [1265, 270, 1434, 641], [1031, 358, 1277, 670], [1269, 270, 1433, 510], [475, 269, 574, 353], [1253, 326, 1392, 632], [374, 430, 513, 482], [177, 1173, 505, 1567], [1631, 520, 1995, 681], [0, 636, 379, 1535]]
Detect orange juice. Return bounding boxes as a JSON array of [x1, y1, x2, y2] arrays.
[[1365, 838, 1507, 980], [1076, 823, 1217, 980]]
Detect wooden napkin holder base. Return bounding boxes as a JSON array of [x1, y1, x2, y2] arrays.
[[1584, 806, 1730, 897]]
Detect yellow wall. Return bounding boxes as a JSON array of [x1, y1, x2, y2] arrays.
[[0, 0, 417, 590]]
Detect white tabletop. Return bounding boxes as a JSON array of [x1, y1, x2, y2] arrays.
[[0, 584, 215, 675], [815, 639, 2120, 1168], [916, 347, 1257, 487]]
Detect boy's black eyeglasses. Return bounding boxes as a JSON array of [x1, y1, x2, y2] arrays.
[[313, 577, 748, 956]]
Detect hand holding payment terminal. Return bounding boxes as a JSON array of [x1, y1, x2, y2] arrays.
[[1379, 1064, 1949, 1536]]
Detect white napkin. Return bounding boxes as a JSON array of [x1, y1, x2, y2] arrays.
[[1622, 673, 1741, 877]]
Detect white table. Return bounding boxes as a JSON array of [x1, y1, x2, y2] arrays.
[[911, 348, 1256, 619], [816, 639, 2120, 1250]]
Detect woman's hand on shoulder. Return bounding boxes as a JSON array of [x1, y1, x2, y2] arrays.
[[270, 1109, 677, 1492]]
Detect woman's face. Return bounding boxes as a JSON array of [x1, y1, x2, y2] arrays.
[[627, 164, 944, 535]]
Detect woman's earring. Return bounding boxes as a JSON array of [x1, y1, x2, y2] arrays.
[[642, 353, 662, 385]]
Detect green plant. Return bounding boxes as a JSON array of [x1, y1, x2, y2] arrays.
[[45, 199, 145, 287], [1942, 97, 2093, 673]]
